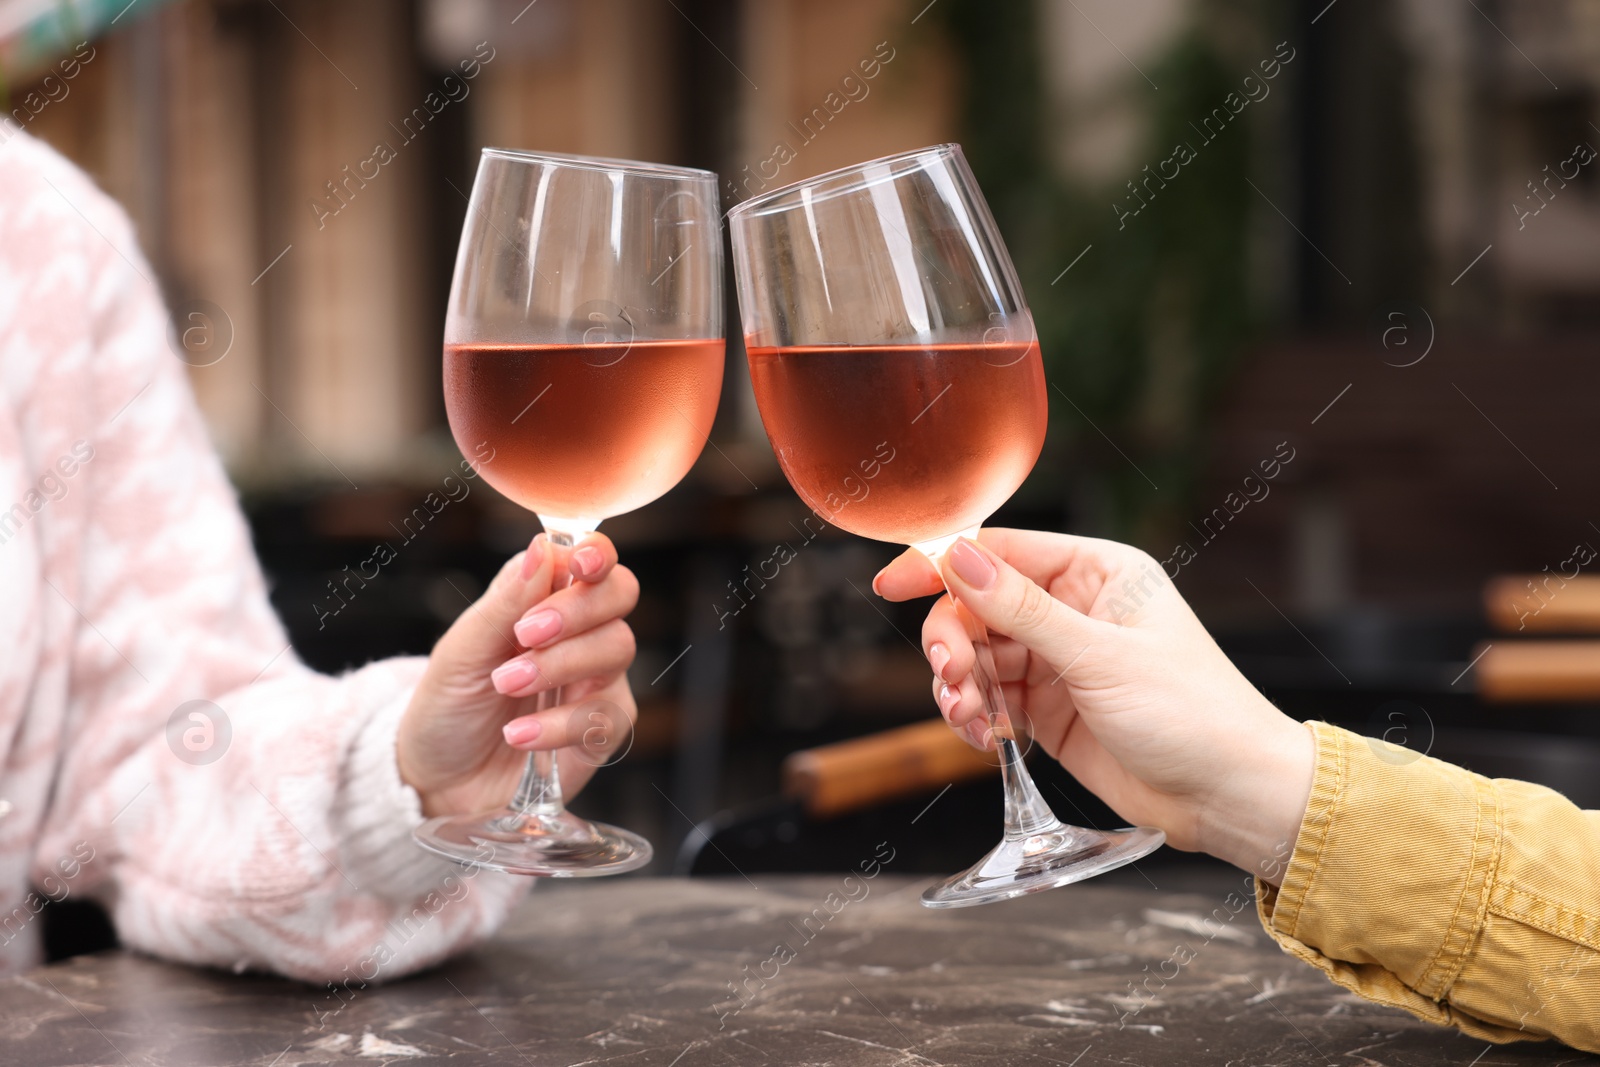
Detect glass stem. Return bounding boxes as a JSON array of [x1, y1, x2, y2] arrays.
[[511, 745, 564, 818], [510, 528, 576, 819], [950, 592, 1064, 841]]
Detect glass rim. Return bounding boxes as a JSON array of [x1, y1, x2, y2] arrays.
[[480, 147, 717, 181], [725, 143, 964, 221]]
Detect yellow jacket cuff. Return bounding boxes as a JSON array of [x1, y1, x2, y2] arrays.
[[1254, 721, 1600, 1052]]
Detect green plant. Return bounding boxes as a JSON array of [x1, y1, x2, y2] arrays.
[[934, 0, 1256, 544]]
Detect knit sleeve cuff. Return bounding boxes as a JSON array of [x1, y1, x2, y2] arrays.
[[333, 680, 462, 903]]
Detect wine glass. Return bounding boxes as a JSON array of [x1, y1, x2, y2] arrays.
[[727, 144, 1164, 907], [415, 148, 724, 875]]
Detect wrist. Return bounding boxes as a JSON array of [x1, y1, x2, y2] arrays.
[[394, 691, 434, 816], [336, 684, 458, 900], [1195, 709, 1314, 884]]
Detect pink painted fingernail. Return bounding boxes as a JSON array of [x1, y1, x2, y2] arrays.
[[929, 642, 950, 680], [502, 718, 542, 746], [966, 720, 991, 750], [520, 535, 546, 580], [491, 658, 540, 694], [572, 545, 604, 578], [514, 609, 562, 648], [949, 539, 997, 590], [937, 683, 959, 716]]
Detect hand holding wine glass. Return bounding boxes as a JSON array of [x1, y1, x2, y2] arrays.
[[729, 144, 1164, 907], [415, 148, 724, 876], [398, 530, 640, 820], [873, 528, 1315, 882]]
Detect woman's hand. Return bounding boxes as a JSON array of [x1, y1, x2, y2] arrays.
[[874, 529, 1313, 881], [397, 532, 639, 818]]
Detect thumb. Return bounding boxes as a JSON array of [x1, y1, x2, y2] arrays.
[[941, 537, 1106, 669], [436, 534, 557, 668]]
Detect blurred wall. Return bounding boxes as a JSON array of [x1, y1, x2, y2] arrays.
[[13, 0, 959, 488], [21, 0, 1600, 627]]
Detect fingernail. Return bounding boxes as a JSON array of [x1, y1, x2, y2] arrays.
[[520, 535, 546, 580], [949, 539, 997, 590], [514, 609, 562, 648], [937, 683, 959, 717], [491, 657, 540, 695], [503, 717, 542, 746], [929, 642, 950, 680], [572, 545, 603, 579], [871, 570, 885, 596], [966, 720, 991, 750]]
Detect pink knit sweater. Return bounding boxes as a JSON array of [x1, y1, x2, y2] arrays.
[[0, 128, 524, 982]]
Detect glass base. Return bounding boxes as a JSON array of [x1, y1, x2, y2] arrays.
[[921, 823, 1164, 908], [413, 807, 653, 877]]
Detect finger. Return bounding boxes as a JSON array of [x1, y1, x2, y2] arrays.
[[881, 527, 1155, 610], [923, 593, 1028, 673], [437, 536, 558, 670], [941, 537, 1106, 672], [520, 531, 555, 580], [514, 565, 640, 649], [491, 619, 636, 697], [988, 638, 1029, 683], [956, 675, 992, 750], [960, 692, 1035, 754], [922, 595, 972, 681], [873, 546, 943, 601], [501, 693, 637, 759], [970, 527, 1142, 593], [932, 670, 986, 733], [568, 532, 619, 584]]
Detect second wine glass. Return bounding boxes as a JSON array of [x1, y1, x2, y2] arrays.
[[728, 144, 1164, 907], [415, 148, 724, 876]]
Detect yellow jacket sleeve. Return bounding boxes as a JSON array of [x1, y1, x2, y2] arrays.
[[1256, 721, 1600, 1052]]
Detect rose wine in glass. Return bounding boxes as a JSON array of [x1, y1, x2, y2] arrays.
[[444, 339, 724, 519], [729, 144, 1164, 907], [745, 341, 1047, 545], [416, 149, 724, 876]]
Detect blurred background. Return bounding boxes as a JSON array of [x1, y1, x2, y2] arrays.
[[7, 0, 1600, 890]]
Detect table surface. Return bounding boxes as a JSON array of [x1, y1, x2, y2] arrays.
[[0, 874, 1589, 1066]]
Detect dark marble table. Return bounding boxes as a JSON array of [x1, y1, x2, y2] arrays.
[[0, 875, 1589, 1066]]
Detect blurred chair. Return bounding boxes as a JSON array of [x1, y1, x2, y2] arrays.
[[676, 718, 999, 875], [675, 718, 1243, 886], [782, 718, 997, 820], [1476, 575, 1600, 700]]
